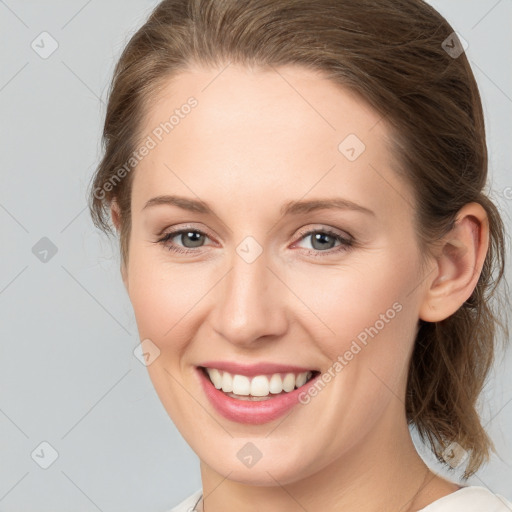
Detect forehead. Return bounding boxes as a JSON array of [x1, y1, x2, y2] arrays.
[[140, 64, 387, 152], [131, 64, 412, 221]]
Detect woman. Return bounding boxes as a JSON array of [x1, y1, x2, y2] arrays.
[[88, 0, 511, 510]]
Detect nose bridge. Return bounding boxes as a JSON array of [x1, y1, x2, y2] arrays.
[[211, 240, 287, 345]]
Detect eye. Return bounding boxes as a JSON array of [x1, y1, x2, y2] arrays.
[[155, 227, 211, 254], [154, 225, 354, 257], [294, 227, 353, 256]]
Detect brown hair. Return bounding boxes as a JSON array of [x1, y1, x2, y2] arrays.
[[88, 0, 509, 478]]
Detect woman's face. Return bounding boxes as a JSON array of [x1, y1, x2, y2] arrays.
[[123, 64, 430, 484]]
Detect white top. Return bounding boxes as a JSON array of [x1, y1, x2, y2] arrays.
[[167, 486, 512, 512]]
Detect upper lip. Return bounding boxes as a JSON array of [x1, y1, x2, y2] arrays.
[[199, 361, 319, 377]]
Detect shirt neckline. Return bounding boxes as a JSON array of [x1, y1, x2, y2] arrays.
[[192, 485, 507, 512]]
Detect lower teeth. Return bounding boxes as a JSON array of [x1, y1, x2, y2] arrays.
[[224, 391, 286, 401]]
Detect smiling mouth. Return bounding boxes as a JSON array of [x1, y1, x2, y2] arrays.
[[199, 366, 320, 401]]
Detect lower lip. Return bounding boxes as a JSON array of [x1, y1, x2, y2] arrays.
[[197, 367, 319, 425]]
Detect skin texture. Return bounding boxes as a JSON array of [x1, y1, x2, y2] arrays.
[[111, 65, 488, 511]]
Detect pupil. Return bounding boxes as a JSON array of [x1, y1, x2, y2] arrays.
[[312, 233, 334, 250], [182, 231, 204, 248]]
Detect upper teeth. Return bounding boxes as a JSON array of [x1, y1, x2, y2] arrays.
[[205, 368, 313, 397]]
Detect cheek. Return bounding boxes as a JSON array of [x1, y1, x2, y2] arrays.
[[297, 265, 418, 456], [126, 245, 208, 427], [126, 244, 196, 349], [291, 253, 418, 359], [289, 252, 421, 428]]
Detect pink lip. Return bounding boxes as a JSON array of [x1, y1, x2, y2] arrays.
[[199, 360, 317, 377], [196, 366, 320, 425]]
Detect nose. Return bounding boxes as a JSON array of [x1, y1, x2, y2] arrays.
[[209, 245, 289, 348]]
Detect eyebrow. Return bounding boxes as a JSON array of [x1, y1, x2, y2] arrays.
[[142, 194, 375, 217]]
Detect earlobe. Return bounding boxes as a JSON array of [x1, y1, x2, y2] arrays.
[[110, 199, 122, 232], [419, 203, 489, 322]]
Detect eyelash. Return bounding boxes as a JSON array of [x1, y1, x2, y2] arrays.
[[154, 226, 354, 257]]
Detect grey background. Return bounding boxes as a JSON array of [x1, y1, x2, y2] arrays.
[[0, 1, 510, 510]]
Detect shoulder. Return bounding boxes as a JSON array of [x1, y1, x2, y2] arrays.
[[166, 489, 202, 512], [418, 486, 512, 512]]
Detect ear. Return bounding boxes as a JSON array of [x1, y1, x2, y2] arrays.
[[419, 202, 489, 322], [110, 200, 129, 290]]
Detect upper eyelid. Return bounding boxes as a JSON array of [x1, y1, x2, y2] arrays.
[[157, 223, 211, 238], [296, 225, 352, 239], [158, 223, 350, 236]]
